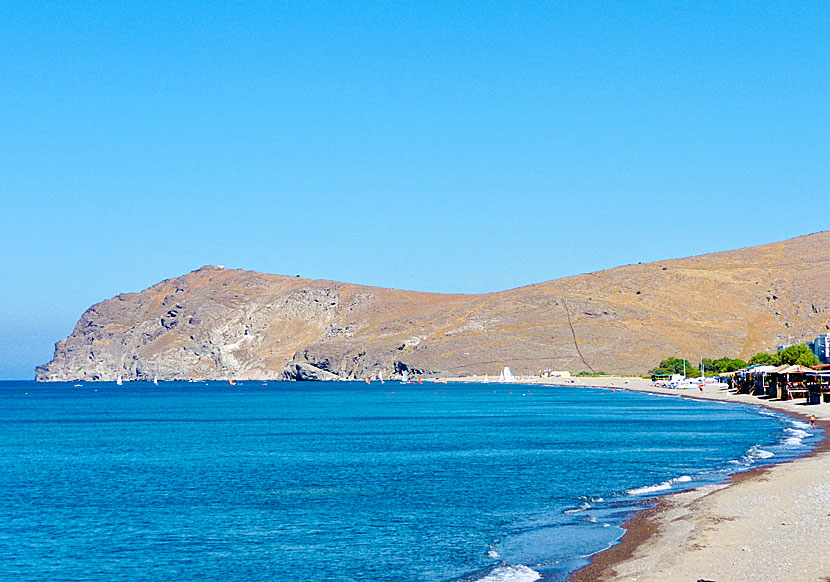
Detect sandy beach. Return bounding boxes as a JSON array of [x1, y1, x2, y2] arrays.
[[552, 377, 830, 582]]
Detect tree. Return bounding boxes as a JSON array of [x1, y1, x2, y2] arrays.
[[796, 352, 820, 367], [748, 352, 775, 366], [649, 357, 700, 378], [777, 344, 819, 367], [703, 357, 747, 376]]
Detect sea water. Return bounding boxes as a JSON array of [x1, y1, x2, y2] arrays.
[[0, 380, 820, 582]]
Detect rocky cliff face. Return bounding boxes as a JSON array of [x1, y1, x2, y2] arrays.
[[36, 232, 830, 381]]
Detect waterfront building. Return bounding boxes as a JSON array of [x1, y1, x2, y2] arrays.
[[808, 334, 830, 364]]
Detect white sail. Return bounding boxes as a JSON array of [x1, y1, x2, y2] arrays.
[[503, 367, 515, 382], [153, 375, 158, 385], [485, 374, 489, 383], [499, 370, 505, 382], [379, 371, 384, 384], [402, 370, 409, 383], [116, 375, 123, 386]]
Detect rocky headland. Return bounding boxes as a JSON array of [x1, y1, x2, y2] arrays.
[[36, 232, 830, 381]]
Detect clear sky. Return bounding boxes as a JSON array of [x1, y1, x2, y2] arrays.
[[2, 2, 828, 379]]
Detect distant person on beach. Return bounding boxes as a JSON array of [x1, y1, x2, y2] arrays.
[[810, 415, 816, 427]]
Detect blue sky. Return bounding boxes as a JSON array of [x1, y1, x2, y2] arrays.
[[2, 2, 829, 378]]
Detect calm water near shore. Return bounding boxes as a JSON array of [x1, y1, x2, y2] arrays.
[[0, 380, 820, 581]]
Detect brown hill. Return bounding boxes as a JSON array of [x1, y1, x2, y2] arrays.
[[36, 232, 830, 381]]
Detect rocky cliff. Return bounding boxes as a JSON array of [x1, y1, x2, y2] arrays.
[[36, 232, 830, 381]]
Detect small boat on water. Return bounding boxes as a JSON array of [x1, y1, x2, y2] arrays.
[[401, 371, 412, 384], [116, 375, 123, 386], [153, 376, 158, 386], [379, 371, 384, 384]]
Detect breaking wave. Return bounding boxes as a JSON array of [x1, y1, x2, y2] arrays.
[[477, 564, 541, 582], [626, 475, 693, 496]]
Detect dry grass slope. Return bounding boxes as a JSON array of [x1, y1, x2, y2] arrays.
[[36, 232, 830, 381]]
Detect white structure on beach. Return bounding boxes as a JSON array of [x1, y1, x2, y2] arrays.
[[500, 367, 516, 382]]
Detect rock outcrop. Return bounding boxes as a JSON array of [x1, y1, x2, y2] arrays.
[[36, 232, 830, 381]]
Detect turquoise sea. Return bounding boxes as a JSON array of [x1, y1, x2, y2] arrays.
[[0, 380, 820, 581]]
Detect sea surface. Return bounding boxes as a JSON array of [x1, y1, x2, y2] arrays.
[[0, 380, 820, 582]]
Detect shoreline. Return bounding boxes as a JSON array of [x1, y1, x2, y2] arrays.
[[556, 377, 830, 582]]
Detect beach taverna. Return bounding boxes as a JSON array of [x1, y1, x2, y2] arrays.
[[731, 363, 830, 403]]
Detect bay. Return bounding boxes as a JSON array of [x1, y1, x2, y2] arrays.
[[0, 380, 819, 581]]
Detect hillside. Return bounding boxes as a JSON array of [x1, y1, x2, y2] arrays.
[[36, 232, 830, 381]]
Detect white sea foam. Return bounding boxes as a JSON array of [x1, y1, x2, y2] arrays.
[[780, 427, 808, 448], [626, 474, 692, 496], [746, 445, 774, 460], [627, 482, 671, 496], [785, 428, 809, 439], [563, 502, 592, 514], [791, 420, 811, 429], [478, 564, 541, 582]]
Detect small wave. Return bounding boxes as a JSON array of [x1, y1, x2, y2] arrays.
[[627, 482, 671, 496], [626, 474, 692, 496], [487, 549, 500, 559], [478, 564, 541, 582], [780, 422, 813, 448], [563, 502, 592, 514], [746, 445, 774, 460]]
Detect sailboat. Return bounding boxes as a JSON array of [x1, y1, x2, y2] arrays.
[[401, 370, 410, 384], [153, 375, 158, 386], [501, 367, 515, 382], [116, 375, 123, 386], [379, 371, 384, 384]]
